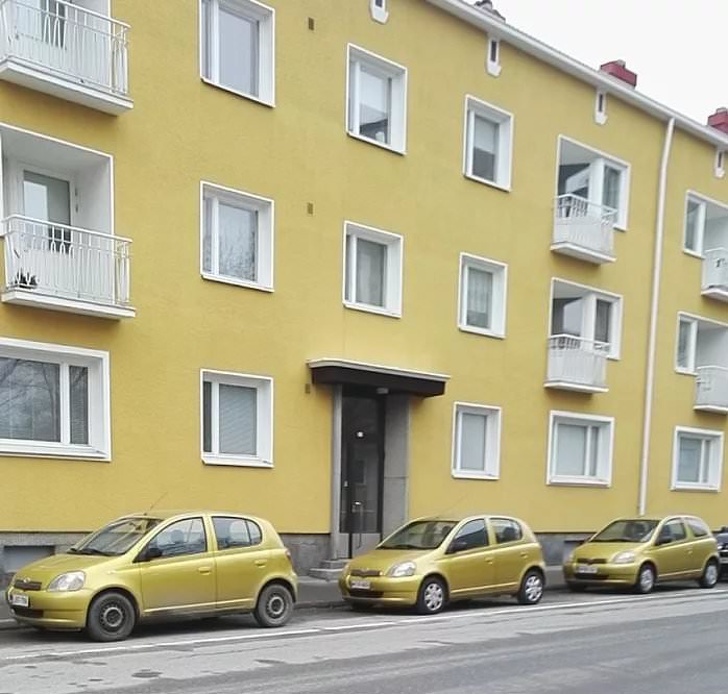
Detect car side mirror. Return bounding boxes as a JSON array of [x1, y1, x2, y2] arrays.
[[655, 536, 672, 547], [447, 538, 469, 554], [137, 546, 163, 562]]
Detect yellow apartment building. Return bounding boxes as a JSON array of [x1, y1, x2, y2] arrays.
[[0, 0, 726, 575]]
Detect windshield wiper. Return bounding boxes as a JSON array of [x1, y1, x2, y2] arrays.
[[73, 547, 113, 556], [381, 543, 420, 550]]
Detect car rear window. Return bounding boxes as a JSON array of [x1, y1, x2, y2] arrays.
[[686, 517, 710, 538]]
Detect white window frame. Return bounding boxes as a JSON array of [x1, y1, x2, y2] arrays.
[[200, 369, 273, 468], [369, 0, 388, 23], [683, 194, 707, 256], [676, 314, 698, 374], [486, 37, 501, 77], [672, 426, 723, 491], [547, 411, 614, 487], [451, 402, 501, 480], [0, 338, 110, 460], [716, 149, 725, 179], [458, 253, 507, 338], [342, 221, 403, 317], [463, 95, 513, 191], [199, 0, 276, 106], [346, 44, 407, 154], [549, 279, 623, 359], [200, 181, 274, 292], [594, 90, 607, 125]]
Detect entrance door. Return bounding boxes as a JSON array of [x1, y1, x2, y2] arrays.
[[339, 392, 385, 557]]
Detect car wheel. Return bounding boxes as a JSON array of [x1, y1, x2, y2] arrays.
[[86, 591, 136, 642], [566, 582, 587, 593], [416, 577, 446, 615], [517, 569, 544, 605], [698, 559, 720, 589], [634, 563, 656, 594], [254, 584, 294, 628]]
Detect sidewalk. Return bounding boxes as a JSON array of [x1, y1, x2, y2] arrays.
[[0, 567, 565, 630]]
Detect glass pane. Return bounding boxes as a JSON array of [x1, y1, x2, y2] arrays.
[[602, 165, 621, 211], [201, 0, 212, 78], [678, 436, 701, 483], [219, 384, 257, 455], [587, 426, 599, 477], [356, 238, 386, 307], [219, 6, 259, 95], [202, 196, 213, 273], [217, 202, 257, 281], [472, 114, 498, 181], [0, 358, 60, 442], [202, 380, 212, 453], [595, 299, 611, 345], [552, 297, 583, 337], [459, 412, 487, 471], [701, 440, 711, 484], [23, 171, 70, 224], [466, 267, 492, 329], [453, 519, 488, 549], [685, 200, 701, 251], [677, 320, 692, 369], [554, 423, 587, 477], [69, 366, 88, 445], [359, 66, 391, 143]]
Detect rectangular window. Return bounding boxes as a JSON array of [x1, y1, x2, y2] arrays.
[[458, 253, 507, 337], [673, 428, 723, 490], [201, 182, 273, 291], [602, 165, 621, 211], [347, 45, 407, 152], [452, 403, 501, 479], [0, 339, 108, 459], [548, 412, 613, 485], [684, 197, 705, 253], [676, 316, 696, 372], [200, 0, 275, 104], [464, 96, 513, 189], [201, 370, 273, 467], [343, 222, 403, 316]]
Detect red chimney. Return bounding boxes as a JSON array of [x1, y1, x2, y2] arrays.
[[708, 108, 728, 134], [599, 60, 637, 88]]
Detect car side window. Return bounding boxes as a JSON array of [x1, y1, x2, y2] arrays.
[[213, 516, 263, 549], [491, 518, 523, 544], [147, 518, 207, 558], [452, 519, 488, 550], [686, 517, 710, 538], [659, 519, 687, 544]]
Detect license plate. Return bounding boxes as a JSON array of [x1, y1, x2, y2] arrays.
[[350, 578, 371, 590], [10, 593, 29, 607], [576, 565, 598, 575]]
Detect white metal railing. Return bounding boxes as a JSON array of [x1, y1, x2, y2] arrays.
[[547, 334, 608, 389], [0, 0, 129, 96], [702, 248, 728, 292], [553, 194, 616, 257], [2, 215, 131, 306], [695, 366, 728, 411]]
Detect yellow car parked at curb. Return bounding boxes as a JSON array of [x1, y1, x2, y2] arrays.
[[4, 510, 298, 641], [563, 515, 720, 594], [339, 515, 546, 614]]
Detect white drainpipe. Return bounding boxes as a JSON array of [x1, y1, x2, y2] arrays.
[[638, 117, 675, 516]]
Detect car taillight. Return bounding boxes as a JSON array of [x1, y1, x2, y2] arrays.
[[285, 548, 293, 566]]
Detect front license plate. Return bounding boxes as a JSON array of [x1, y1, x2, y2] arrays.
[[350, 579, 371, 590], [576, 565, 598, 575], [10, 593, 29, 607]]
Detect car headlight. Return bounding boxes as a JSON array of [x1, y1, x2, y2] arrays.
[[612, 551, 636, 565], [47, 571, 86, 592], [387, 561, 416, 577]]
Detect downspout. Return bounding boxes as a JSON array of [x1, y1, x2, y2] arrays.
[[638, 117, 675, 516]]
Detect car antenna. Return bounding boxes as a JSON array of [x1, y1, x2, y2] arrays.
[[145, 491, 168, 515]]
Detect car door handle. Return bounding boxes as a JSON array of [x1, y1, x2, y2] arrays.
[[255, 560, 267, 567], [198, 566, 212, 575]]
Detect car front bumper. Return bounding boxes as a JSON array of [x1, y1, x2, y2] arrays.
[[563, 563, 639, 587], [5, 587, 90, 630], [338, 574, 421, 607]]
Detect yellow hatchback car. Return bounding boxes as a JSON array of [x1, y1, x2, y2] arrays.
[[4, 510, 298, 641], [339, 515, 546, 614], [563, 515, 720, 594]]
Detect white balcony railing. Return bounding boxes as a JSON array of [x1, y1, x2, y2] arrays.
[[695, 366, 728, 413], [702, 248, 728, 299], [546, 334, 608, 392], [2, 215, 131, 308], [0, 0, 129, 97], [552, 194, 616, 263]]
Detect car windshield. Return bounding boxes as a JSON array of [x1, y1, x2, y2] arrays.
[[590, 519, 659, 543], [69, 517, 163, 556], [379, 520, 457, 550]]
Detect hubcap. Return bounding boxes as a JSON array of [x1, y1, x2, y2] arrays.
[[640, 568, 654, 592], [267, 593, 286, 619], [100, 603, 124, 631], [423, 582, 444, 612], [524, 575, 543, 602], [705, 563, 719, 586]]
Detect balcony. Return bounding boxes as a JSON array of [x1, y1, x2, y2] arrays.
[[551, 194, 616, 264], [0, 0, 130, 114], [701, 248, 728, 302], [545, 335, 608, 393], [695, 366, 728, 414], [2, 215, 134, 319]]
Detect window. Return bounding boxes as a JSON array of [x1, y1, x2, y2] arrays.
[[200, 0, 275, 104], [675, 313, 728, 375], [716, 149, 725, 179], [452, 403, 501, 479], [491, 518, 522, 544], [684, 197, 705, 253], [682, 193, 728, 256], [201, 182, 273, 291], [452, 519, 488, 550], [343, 222, 403, 316], [147, 518, 207, 558], [458, 253, 507, 337], [464, 96, 513, 189], [486, 38, 501, 77], [347, 45, 407, 152], [212, 516, 262, 548], [676, 316, 697, 372], [672, 427, 723, 490], [686, 516, 710, 538], [548, 412, 613, 485], [0, 338, 109, 459], [369, 0, 388, 22], [594, 91, 607, 125], [201, 370, 273, 467], [657, 519, 687, 543]]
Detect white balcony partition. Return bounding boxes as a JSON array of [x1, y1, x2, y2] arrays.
[[546, 334, 608, 392], [552, 194, 616, 263], [702, 248, 728, 301], [695, 366, 728, 413]]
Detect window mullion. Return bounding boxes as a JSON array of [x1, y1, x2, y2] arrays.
[[211, 0, 220, 82], [351, 61, 361, 133], [59, 363, 70, 445]]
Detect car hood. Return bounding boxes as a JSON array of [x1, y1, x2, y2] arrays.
[[572, 541, 647, 560], [346, 548, 432, 573], [11, 553, 118, 585]]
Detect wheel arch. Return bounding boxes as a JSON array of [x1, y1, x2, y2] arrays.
[[419, 572, 450, 601], [87, 586, 140, 623], [258, 577, 297, 604]]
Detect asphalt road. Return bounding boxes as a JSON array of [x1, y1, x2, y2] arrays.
[[2, 585, 727, 693]]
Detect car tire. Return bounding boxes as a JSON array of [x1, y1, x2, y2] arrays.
[[566, 582, 587, 593], [253, 583, 294, 628], [416, 576, 447, 615], [698, 559, 720, 589], [517, 569, 544, 605], [86, 591, 136, 642], [634, 563, 656, 594]]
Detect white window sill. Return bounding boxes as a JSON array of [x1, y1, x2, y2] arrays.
[[202, 273, 273, 293], [683, 248, 703, 259], [547, 476, 610, 488], [675, 367, 697, 376], [486, 61, 501, 77], [344, 301, 401, 319], [0, 442, 109, 461], [458, 325, 505, 339], [202, 454, 273, 469], [614, 223, 628, 232], [463, 172, 511, 193], [671, 482, 719, 492], [595, 113, 608, 126], [452, 470, 499, 480], [346, 130, 405, 156], [370, 5, 388, 22], [200, 77, 275, 108]]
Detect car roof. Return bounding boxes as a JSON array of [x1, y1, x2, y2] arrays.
[[413, 514, 525, 524], [121, 510, 268, 523]]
